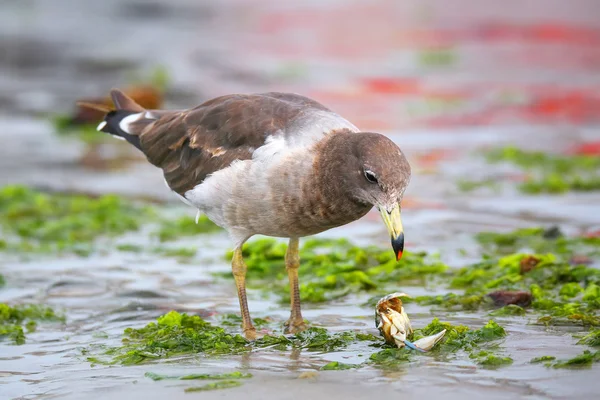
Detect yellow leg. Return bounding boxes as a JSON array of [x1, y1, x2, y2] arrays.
[[232, 248, 256, 340], [284, 238, 307, 334]]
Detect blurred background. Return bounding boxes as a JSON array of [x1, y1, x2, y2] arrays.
[[1, 0, 599, 201]]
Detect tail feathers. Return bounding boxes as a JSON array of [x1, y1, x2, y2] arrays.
[[110, 89, 145, 112], [77, 89, 155, 151]]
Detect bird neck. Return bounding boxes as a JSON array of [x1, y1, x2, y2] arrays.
[[311, 131, 372, 222]]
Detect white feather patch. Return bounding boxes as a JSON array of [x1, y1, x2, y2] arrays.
[[119, 113, 144, 134], [251, 134, 286, 161]]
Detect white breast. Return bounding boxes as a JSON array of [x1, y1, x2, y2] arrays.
[[183, 109, 359, 246]]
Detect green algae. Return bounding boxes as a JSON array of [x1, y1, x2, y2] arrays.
[[458, 146, 600, 194], [0, 185, 153, 254], [488, 305, 526, 316], [90, 313, 513, 370], [475, 226, 600, 258], [320, 361, 359, 370], [469, 351, 513, 367], [155, 215, 220, 242], [144, 371, 252, 381], [91, 311, 379, 365], [577, 329, 600, 346], [403, 319, 504, 351], [368, 348, 413, 368], [485, 146, 600, 194], [184, 380, 243, 392], [415, 245, 599, 327], [432, 320, 506, 352], [369, 319, 509, 369], [530, 355, 556, 364], [224, 238, 448, 303], [0, 303, 64, 344], [414, 293, 488, 311], [254, 327, 378, 353], [550, 350, 600, 369], [0, 185, 225, 256], [0, 274, 5, 287], [560, 282, 584, 298], [223, 228, 598, 332], [116, 243, 143, 253], [486, 147, 600, 175], [217, 313, 272, 329], [101, 311, 248, 365]]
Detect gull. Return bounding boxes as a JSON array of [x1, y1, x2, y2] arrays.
[[81, 89, 411, 339]]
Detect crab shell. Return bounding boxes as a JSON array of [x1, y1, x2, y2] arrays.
[[375, 292, 413, 347], [375, 292, 447, 351]]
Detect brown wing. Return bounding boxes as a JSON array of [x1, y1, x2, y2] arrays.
[[135, 92, 331, 196]]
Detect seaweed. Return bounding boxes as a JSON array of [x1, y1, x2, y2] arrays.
[[488, 305, 526, 316], [0, 304, 64, 344], [550, 350, 600, 369], [469, 351, 513, 367], [102, 311, 248, 365], [415, 247, 599, 327], [90, 311, 379, 365], [223, 238, 449, 303], [254, 327, 378, 353], [369, 319, 509, 369], [475, 226, 600, 258], [320, 361, 360, 370], [577, 329, 600, 347], [485, 147, 600, 194], [184, 380, 243, 392], [0, 185, 226, 256], [116, 243, 143, 253], [368, 348, 413, 368], [530, 355, 556, 364], [144, 371, 252, 381], [0, 185, 152, 254]]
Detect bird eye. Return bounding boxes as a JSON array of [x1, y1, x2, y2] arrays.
[[364, 169, 378, 184]]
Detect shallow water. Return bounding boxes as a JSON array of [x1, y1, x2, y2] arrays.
[[1, 1, 600, 399]]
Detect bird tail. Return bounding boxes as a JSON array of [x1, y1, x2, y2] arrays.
[[77, 89, 154, 151]]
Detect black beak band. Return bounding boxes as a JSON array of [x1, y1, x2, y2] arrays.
[[391, 232, 404, 261]]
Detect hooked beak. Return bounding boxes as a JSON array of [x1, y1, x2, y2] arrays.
[[379, 204, 404, 260]]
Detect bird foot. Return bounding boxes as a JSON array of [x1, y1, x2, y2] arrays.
[[243, 327, 265, 341], [284, 319, 308, 334]]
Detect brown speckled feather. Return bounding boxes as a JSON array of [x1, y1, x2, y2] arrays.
[[130, 92, 331, 195]]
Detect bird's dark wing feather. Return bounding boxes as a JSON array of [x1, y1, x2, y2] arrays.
[[134, 93, 331, 195]]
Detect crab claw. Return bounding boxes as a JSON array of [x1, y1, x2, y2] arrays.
[[375, 292, 413, 347], [407, 329, 446, 352], [398, 338, 426, 352]]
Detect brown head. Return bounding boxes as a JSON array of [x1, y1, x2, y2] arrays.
[[316, 130, 411, 259]]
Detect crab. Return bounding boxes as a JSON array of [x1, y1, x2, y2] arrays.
[[375, 292, 446, 352]]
